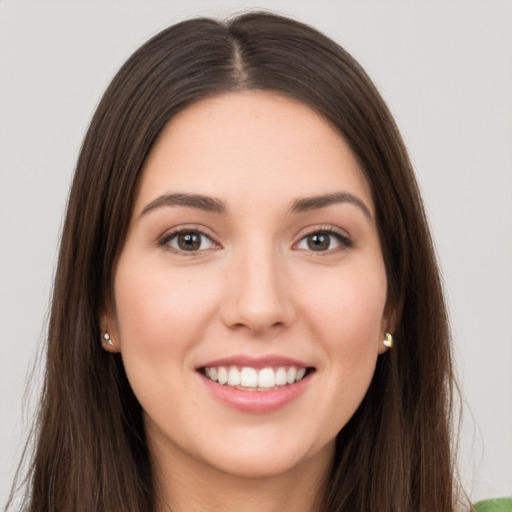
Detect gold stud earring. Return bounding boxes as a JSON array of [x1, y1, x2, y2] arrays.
[[383, 332, 393, 348], [103, 332, 114, 347]]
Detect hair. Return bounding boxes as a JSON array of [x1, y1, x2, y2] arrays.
[[6, 11, 460, 512]]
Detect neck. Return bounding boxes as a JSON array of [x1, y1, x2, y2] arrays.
[[151, 439, 333, 512]]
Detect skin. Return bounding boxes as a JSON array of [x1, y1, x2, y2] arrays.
[[103, 91, 392, 512]]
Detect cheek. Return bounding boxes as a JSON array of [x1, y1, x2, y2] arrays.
[[296, 260, 386, 415], [112, 255, 223, 427], [113, 254, 219, 363], [299, 260, 387, 346]]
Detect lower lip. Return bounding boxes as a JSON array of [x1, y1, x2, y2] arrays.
[[199, 372, 312, 413]]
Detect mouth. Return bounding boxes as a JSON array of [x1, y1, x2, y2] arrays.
[[196, 356, 316, 412], [199, 365, 315, 392]]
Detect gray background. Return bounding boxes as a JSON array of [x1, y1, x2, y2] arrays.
[[1, 0, 511, 505]]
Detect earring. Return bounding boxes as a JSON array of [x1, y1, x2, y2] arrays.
[[103, 332, 114, 347], [383, 332, 393, 348]]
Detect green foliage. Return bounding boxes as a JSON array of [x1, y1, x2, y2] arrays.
[[472, 498, 512, 512]]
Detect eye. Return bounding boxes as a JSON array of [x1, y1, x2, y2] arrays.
[[296, 230, 352, 252], [162, 230, 218, 252]]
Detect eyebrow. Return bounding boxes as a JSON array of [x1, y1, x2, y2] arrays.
[[140, 190, 372, 220], [289, 192, 372, 220], [140, 193, 227, 216]]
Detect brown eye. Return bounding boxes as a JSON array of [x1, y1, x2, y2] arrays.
[[177, 232, 201, 251], [164, 230, 216, 252], [296, 230, 352, 252], [306, 233, 331, 251]]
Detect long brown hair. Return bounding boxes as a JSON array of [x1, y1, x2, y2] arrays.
[[7, 12, 459, 512]]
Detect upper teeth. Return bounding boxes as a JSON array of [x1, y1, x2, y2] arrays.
[[204, 366, 307, 390]]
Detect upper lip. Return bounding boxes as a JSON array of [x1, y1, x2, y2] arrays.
[[197, 355, 312, 370]]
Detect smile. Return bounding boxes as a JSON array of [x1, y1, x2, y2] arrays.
[[197, 356, 315, 413], [202, 365, 308, 391]]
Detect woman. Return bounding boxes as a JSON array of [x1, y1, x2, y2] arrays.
[[5, 11, 506, 512]]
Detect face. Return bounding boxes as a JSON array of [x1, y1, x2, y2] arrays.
[[104, 92, 391, 480]]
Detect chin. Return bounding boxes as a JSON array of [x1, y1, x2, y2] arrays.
[[210, 453, 303, 479], [197, 431, 335, 481]]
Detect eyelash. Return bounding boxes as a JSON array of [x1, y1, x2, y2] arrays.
[[158, 227, 218, 255], [295, 227, 353, 253], [158, 226, 353, 255]]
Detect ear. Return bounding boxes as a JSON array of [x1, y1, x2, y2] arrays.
[[378, 299, 397, 355], [99, 300, 120, 353]]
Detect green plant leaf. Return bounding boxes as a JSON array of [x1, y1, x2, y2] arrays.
[[472, 498, 512, 512]]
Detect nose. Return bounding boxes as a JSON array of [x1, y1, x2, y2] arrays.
[[220, 243, 295, 336]]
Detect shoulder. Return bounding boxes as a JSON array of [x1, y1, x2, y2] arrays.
[[472, 498, 512, 512]]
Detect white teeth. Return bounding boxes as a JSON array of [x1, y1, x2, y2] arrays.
[[275, 367, 287, 386], [240, 367, 258, 387], [203, 365, 310, 390], [286, 367, 297, 384], [217, 366, 228, 385], [227, 367, 241, 386], [258, 367, 275, 388]]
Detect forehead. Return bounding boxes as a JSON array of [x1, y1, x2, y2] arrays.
[[136, 91, 373, 214]]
